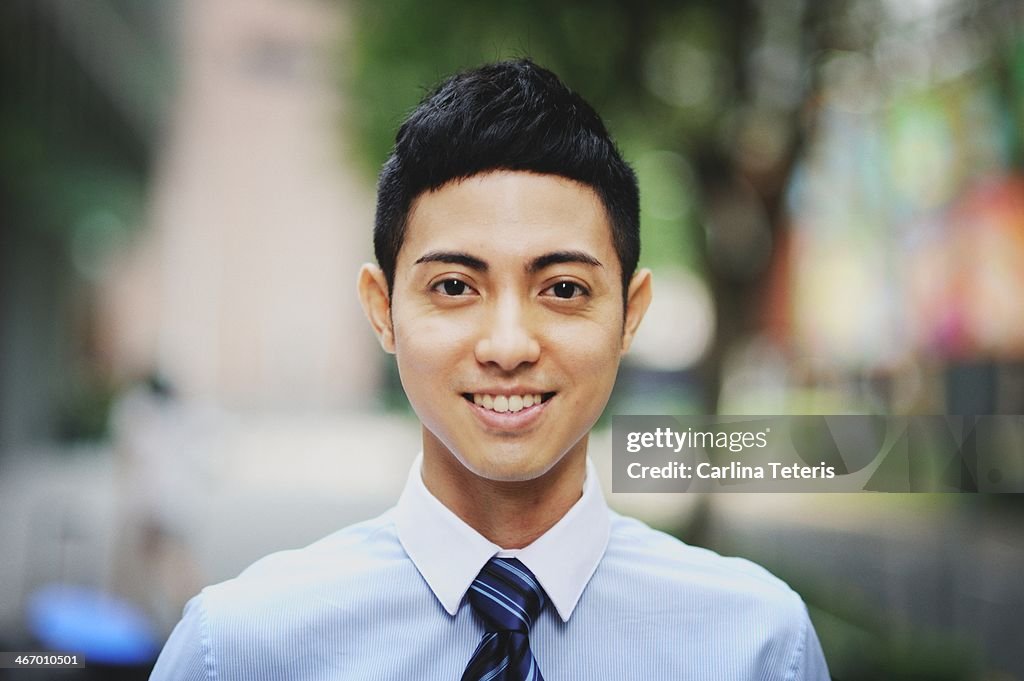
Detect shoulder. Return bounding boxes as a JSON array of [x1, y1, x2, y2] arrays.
[[195, 509, 425, 644], [200, 509, 411, 615], [598, 510, 809, 629], [606, 510, 796, 590], [151, 510, 425, 680], [576, 512, 828, 679]]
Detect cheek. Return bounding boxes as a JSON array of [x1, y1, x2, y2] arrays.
[[545, 318, 623, 402], [393, 311, 476, 381]]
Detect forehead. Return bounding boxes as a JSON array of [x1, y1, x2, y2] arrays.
[[399, 171, 617, 269]]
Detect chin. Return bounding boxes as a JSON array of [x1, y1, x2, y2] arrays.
[[459, 450, 562, 484]]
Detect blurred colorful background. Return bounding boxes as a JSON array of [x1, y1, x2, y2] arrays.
[[1, 0, 1023, 678]]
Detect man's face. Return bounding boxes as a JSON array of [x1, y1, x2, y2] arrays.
[[363, 171, 649, 484]]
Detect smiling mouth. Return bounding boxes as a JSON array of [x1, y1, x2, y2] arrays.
[[461, 392, 556, 414]]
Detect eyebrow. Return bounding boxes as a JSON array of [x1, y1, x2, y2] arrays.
[[413, 251, 488, 271], [527, 250, 603, 273], [413, 250, 603, 274]]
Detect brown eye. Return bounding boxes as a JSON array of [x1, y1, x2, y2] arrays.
[[548, 281, 587, 299], [435, 278, 471, 296]]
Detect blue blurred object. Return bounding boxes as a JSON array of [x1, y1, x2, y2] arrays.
[[26, 584, 159, 666]]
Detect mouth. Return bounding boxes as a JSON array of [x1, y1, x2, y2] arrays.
[[461, 392, 556, 414]]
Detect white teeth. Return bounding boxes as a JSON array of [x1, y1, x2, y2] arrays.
[[470, 393, 547, 413]]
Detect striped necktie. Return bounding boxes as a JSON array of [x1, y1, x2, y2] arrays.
[[461, 557, 546, 681]]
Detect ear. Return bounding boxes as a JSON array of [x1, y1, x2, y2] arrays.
[[357, 263, 396, 354], [620, 268, 652, 355]]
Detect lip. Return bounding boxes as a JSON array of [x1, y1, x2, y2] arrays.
[[468, 386, 550, 396], [463, 392, 553, 431]]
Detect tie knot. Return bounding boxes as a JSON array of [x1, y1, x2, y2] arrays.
[[467, 558, 546, 634]]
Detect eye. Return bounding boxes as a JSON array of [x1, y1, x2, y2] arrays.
[[544, 281, 589, 299], [432, 278, 475, 296]]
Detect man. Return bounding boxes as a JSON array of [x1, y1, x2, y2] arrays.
[[151, 60, 829, 680]]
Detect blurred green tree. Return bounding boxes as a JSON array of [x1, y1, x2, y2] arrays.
[[343, 0, 816, 410], [0, 0, 170, 448]]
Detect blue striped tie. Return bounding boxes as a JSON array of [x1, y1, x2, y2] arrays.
[[461, 557, 546, 681]]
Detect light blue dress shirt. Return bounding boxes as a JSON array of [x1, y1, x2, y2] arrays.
[[151, 455, 829, 680]]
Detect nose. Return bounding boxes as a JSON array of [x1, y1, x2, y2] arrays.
[[474, 295, 541, 371]]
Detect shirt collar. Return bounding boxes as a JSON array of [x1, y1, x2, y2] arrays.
[[394, 453, 610, 623]]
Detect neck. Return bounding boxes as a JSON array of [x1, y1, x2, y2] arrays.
[[421, 435, 587, 549]]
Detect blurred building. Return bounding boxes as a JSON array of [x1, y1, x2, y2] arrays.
[[1, 0, 380, 463], [0, 0, 398, 657], [0, 0, 172, 457], [101, 0, 377, 411]]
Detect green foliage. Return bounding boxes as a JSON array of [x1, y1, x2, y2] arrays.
[[0, 3, 150, 240], [343, 0, 729, 274], [347, 0, 626, 168]]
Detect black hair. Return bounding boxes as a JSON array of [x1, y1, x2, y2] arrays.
[[373, 59, 640, 299]]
